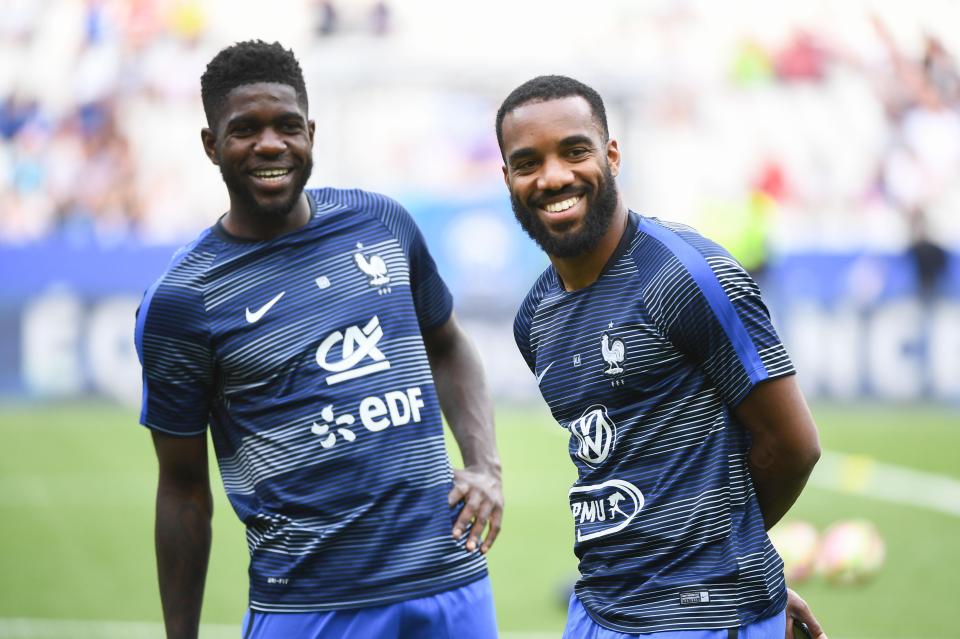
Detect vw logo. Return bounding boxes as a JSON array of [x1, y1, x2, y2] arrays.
[[570, 404, 617, 466]]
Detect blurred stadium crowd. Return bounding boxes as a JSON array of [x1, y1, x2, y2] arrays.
[[0, 0, 397, 244], [2, 0, 959, 258], [1, 1, 958, 404]]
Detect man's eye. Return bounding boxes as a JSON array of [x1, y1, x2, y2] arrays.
[[568, 147, 588, 158]]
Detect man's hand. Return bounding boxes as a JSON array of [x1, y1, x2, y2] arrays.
[[785, 588, 826, 639], [448, 466, 503, 554]]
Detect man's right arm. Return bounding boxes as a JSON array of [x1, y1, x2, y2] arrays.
[[152, 431, 212, 639]]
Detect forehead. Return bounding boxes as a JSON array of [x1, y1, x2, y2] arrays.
[[220, 82, 305, 122], [501, 96, 603, 152]]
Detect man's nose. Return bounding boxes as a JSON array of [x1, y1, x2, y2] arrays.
[[254, 127, 286, 155], [537, 156, 574, 191]]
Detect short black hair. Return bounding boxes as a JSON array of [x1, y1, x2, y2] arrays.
[[495, 75, 608, 153], [200, 40, 308, 128]]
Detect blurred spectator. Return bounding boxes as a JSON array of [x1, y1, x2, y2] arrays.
[[0, 1, 957, 254], [369, 1, 392, 37], [314, 1, 338, 37], [774, 30, 830, 83], [907, 209, 949, 301]]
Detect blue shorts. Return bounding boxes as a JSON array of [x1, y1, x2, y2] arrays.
[[563, 594, 786, 639], [241, 576, 497, 639]]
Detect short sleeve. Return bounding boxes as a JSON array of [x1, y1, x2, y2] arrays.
[[513, 313, 535, 375], [404, 220, 454, 330], [513, 299, 539, 375], [356, 191, 453, 330], [641, 220, 794, 407], [135, 275, 214, 436], [513, 272, 554, 376]]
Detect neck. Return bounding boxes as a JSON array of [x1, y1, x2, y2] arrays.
[[551, 204, 629, 292], [221, 192, 311, 240]]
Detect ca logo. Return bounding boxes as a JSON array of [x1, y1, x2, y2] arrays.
[[316, 316, 391, 385], [570, 404, 617, 466]]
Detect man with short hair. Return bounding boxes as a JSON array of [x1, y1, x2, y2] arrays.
[[498, 75, 824, 639], [135, 40, 502, 639]]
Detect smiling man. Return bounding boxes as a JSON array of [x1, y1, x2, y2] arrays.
[[134, 41, 501, 639], [498, 75, 825, 639]]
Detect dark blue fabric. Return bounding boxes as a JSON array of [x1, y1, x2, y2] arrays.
[[137, 188, 482, 612], [637, 217, 766, 387]]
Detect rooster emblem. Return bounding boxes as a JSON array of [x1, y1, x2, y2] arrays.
[[353, 243, 391, 294], [601, 329, 626, 378]]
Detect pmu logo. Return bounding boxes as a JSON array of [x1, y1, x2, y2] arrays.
[[316, 316, 390, 385], [569, 405, 617, 466], [569, 479, 645, 542]]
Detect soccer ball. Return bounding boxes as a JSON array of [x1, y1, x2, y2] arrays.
[[816, 519, 885, 585], [768, 520, 820, 583]]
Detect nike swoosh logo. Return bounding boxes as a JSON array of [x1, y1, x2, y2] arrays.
[[536, 361, 553, 384], [245, 291, 285, 323]]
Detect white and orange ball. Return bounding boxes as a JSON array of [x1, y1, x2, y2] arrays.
[[816, 519, 885, 585], [769, 520, 820, 584]]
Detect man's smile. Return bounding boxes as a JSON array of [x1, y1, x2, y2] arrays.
[[544, 195, 582, 213], [248, 166, 297, 191], [250, 167, 292, 180]]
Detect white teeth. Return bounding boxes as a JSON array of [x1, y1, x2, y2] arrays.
[[252, 168, 290, 179], [544, 196, 581, 213]]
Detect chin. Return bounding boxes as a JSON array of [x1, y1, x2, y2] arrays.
[[258, 197, 300, 217]]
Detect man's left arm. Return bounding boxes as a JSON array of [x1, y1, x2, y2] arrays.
[[733, 374, 821, 531], [423, 313, 503, 554]]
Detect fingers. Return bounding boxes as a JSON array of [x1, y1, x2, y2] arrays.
[[453, 487, 492, 552], [447, 479, 467, 507], [451, 496, 475, 543], [479, 507, 502, 554], [785, 588, 826, 639], [466, 498, 491, 552], [448, 470, 503, 554]]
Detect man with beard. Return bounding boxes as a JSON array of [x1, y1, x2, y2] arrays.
[[135, 41, 501, 639], [498, 75, 826, 639]]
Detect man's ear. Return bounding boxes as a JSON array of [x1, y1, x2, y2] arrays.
[[606, 138, 621, 177], [201, 128, 218, 165], [502, 164, 510, 187]]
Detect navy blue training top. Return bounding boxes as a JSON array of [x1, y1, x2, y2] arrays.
[[514, 212, 792, 632], [136, 188, 486, 612]]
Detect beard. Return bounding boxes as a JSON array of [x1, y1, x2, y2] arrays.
[[510, 163, 619, 258], [219, 155, 313, 218]]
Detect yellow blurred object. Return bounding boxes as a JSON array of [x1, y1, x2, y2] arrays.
[[699, 191, 774, 275], [167, 0, 206, 40], [837, 454, 876, 494]]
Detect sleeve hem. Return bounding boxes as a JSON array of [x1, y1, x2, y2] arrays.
[[418, 303, 453, 332], [729, 368, 797, 408], [139, 420, 207, 437]]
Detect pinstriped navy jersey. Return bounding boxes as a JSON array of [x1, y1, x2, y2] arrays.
[[135, 188, 486, 612], [514, 212, 792, 633]]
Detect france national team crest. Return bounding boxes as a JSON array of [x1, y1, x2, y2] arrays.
[[353, 242, 392, 294], [570, 404, 617, 466], [601, 322, 626, 387]]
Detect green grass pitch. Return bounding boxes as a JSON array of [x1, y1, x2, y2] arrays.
[[0, 402, 957, 637]]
